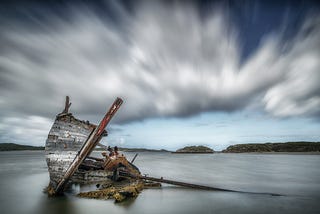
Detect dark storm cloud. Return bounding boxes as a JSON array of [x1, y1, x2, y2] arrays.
[[0, 1, 319, 145]]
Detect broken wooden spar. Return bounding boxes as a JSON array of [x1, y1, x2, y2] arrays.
[[139, 175, 236, 191], [118, 170, 282, 196], [118, 170, 235, 192], [62, 96, 72, 114], [53, 97, 123, 194]]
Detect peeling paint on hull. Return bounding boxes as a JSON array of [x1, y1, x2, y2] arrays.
[[45, 113, 111, 188]]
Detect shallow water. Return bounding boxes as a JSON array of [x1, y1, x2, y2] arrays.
[[0, 151, 319, 214]]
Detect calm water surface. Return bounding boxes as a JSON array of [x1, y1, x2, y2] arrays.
[[0, 151, 319, 214]]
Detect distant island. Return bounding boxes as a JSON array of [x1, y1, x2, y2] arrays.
[[0, 143, 44, 151], [173, 146, 214, 154], [222, 142, 320, 153]]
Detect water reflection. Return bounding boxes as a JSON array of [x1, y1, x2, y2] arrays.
[[0, 151, 320, 214], [36, 196, 77, 214]]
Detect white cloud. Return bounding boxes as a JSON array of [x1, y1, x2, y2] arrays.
[[0, 116, 53, 145], [0, 2, 319, 145], [263, 16, 320, 117]]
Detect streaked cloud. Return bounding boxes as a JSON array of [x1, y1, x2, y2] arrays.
[[0, 1, 319, 146]]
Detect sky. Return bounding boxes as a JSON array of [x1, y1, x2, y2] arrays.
[[0, 0, 319, 151]]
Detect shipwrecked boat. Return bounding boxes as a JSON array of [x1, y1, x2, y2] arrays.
[[45, 97, 143, 198], [45, 96, 281, 202]]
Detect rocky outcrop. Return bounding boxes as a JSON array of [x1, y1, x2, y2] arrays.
[[222, 142, 320, 153], [77, 180, 155, 203], [173, 146, 214, 153]]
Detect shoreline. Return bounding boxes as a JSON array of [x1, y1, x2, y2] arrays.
[[219, 151, 320, 155], [1, 142, 320, 154], [171, 152, 214, 154], [1, 150, 319, 155]]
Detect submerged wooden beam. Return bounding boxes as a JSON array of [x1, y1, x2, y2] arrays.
[[53, 97, 123, 194], [119, 170, 282, 196], [131, 153, 138, 163], [129, 173, 234, 192]]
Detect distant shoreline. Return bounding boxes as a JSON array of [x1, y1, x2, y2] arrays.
[[172, 152, 214, 154], [120, 148, 170, 152], [215, 151, 320, 155], [0, 143, 44, 151], [94, 147, 170, 152], [1, 142, 320, 153], [0, 143, 170, 153]]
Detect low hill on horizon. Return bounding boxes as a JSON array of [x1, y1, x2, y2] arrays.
[[173, 145, 214, 153], [0, 143, 45, 151], [222, 142, 320, 153]]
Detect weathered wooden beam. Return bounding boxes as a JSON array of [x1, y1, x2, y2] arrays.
[[62, 96, 72, 114], [139, 175, 234, 191], [131, 153, 138, 163], [97, 142, 108, 150], [125, 172, 234, 191], [86, 156, 104, 162], [54, 97, 123, 194], [119, 170, 282, 196]]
